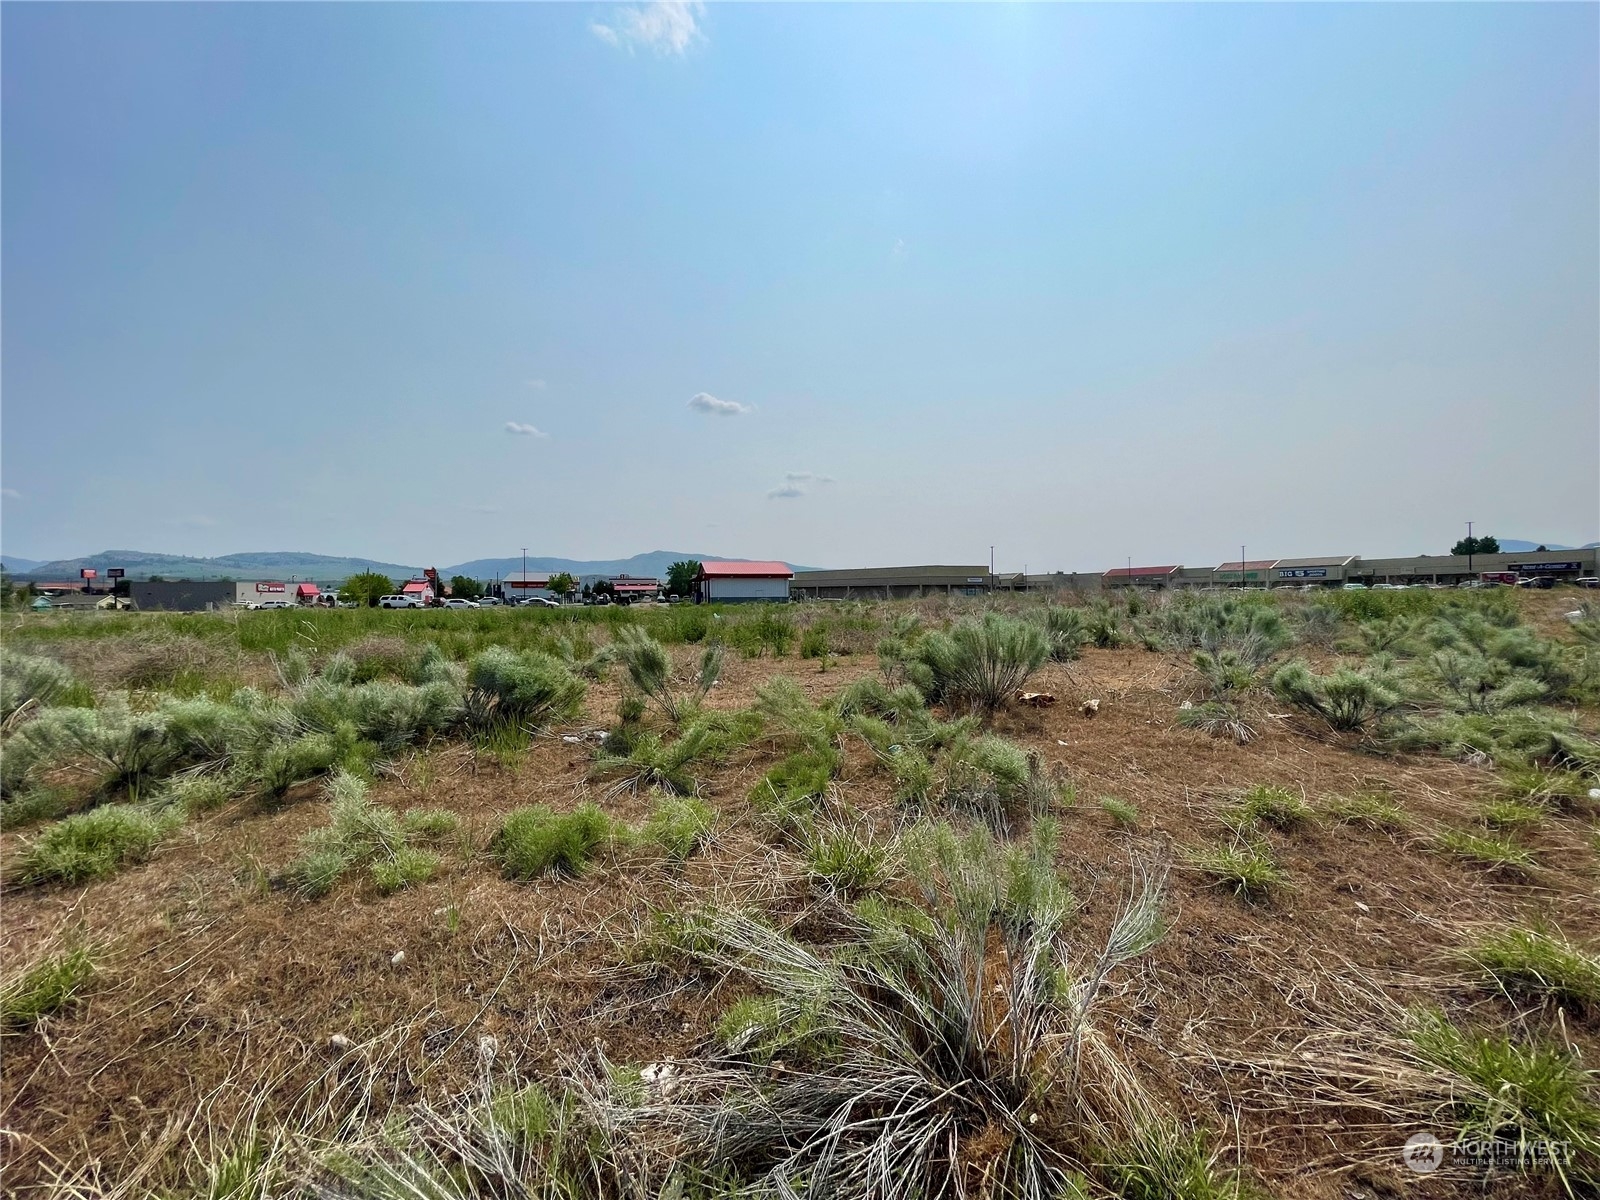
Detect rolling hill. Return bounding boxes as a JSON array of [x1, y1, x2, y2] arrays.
[[8, 549, 816, 583]]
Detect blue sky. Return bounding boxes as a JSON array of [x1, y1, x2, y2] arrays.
[[3, 2, 1596, 572]]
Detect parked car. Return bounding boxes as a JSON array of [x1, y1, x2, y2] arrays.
[[479, 596, 502, 606], [526, 596, 560, 608], [1341, 582, 1366, 591], [1576, 578, 1600, 589], [1371, 583, 1407, 591], [258, 600, 292, 609], [444, 598, 479, 608], [379, 594, 420, 608]]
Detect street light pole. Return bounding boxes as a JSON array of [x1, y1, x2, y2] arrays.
[[1465, 521, 1473, 576], [1241, 544, 1245, 591]]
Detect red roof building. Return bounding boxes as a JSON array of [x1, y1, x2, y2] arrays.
[[695, 560, 794, 603]]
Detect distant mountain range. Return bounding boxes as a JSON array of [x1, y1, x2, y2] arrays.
[[444, 551, 816, 580], [2, 549, 815, 582]]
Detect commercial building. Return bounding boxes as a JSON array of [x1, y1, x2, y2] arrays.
[[1349, 549, 1597, 586], [502, 572, 554, 601], [131, 580, 234, 612], [1102, 565, 1182, 590], [610, 575, 661, 601], [1270, 555, 1357, 586], [1211, 559, 1278, 587], [791, 565, 991, 600], [696, 561, 794, 603]]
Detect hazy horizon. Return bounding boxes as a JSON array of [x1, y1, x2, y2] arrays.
[[4, 3, 1597, 574]]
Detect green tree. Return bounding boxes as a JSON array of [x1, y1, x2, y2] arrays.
[[548, 572, 578, 597], [340, 572, 395, 608], [1451, 536, 1501, 557], [449, 575, 484, 601], [666, 560, 701, 598], [591, 578, 615, 598]]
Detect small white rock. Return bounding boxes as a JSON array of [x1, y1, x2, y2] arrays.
[[1589, 788, 1600, 801], [328, 1034, 355, 1052], [390, 950, 406, 966]]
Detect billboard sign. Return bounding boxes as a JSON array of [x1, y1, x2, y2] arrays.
[[80, 568, 97, 580], [107, 568, 125, 579]]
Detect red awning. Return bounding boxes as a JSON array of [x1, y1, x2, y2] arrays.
[[296, 583, 319, 597]]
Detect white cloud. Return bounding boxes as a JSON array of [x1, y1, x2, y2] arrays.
[[768, 471, 834, 499], [168, 515, 219, 528], [591, 1, 704, 56], [1, 488, 19, 500], [505, 421, 550, 437], [688, 392, 753, 416], [891, 237, 907, 258], [525, 379, 547, 389]]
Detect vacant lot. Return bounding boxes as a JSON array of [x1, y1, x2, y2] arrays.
[[3, 590, 1597, 1198]]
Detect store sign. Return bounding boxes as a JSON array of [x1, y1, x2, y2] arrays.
[[254, 582, 287, 593], [1277, 568, 1329, 579], [1511, 562, 1580, 573], [107, 568, 125, 579], [966, 577, 986, 584]]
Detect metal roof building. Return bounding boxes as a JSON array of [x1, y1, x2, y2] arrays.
[[791, 564, 991, 600]]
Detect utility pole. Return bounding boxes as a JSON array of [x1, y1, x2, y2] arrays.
[[990, 545, 995, 595], [1241, 544, 1246, 590], [1465, 521, 1473, 576]]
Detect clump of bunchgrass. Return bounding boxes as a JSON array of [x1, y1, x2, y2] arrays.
[[466, 647, 585, 726], [1, 649, 80, 722], [1, 940, 95, 1031], [1225, 784, 1310, 831], [286, 772, 449, 897], [1187, 839, 1286, 901], [1176, 700, 1258, 745], [1270, 659, 1400, 732], [1407, 1009, 1600, 1182], [912, 612, 1049, 713], [803, 823, 894, 898], [1479, 797, 1547, 832], [16, 803, 182, 884], [1100, 796, 1140, 829], [749, 748, 838, 840], [1435, 828, 1536, 875], [492, 802, 616, 880], [1108, 1121, 1252, 1200], [608, 627, 720, 724], [594, 711, 761, 796], [1462, 925, 1600, 1012], [640, 794, 714, 863], [1323, 790, 1411, 833]]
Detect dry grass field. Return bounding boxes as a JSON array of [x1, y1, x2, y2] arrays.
[[2, 589, 1597, 1199]]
